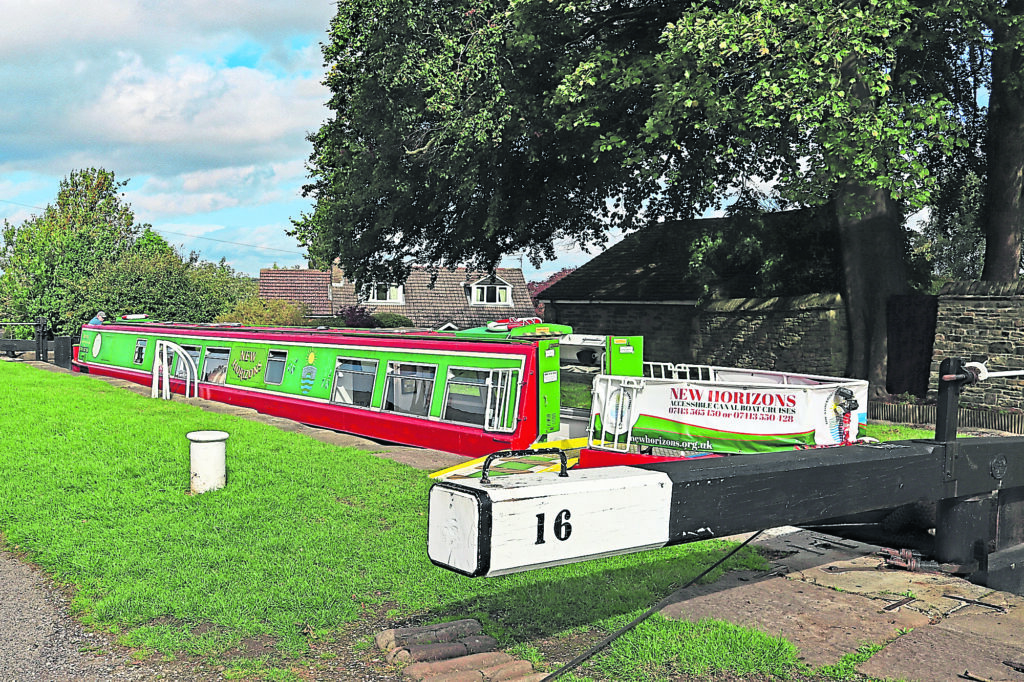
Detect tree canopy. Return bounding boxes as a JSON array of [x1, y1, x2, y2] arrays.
[[296, 0, 1023, 392], [0, 168, 255, 335]]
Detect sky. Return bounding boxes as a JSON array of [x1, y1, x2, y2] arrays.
[[0, 1, 606, 283]]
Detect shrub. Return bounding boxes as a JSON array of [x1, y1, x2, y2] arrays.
[[319, 306, 379, 328], [216, 297, 308, 326], [372, 312, 414, 328]]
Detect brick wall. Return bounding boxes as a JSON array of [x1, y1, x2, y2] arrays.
[[545, 293, 848, 374], [930, 282, 1024, 409]]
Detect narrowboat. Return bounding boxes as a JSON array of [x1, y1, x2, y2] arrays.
[[71, 316, 868, 461]]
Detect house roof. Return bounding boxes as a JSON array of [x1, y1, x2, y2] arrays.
[[258, 266, 537, 328], [538, 221, 712, 302], [349, 267, 537, 329], [258, 269, 335, 316], [540, 208, 837, 302]]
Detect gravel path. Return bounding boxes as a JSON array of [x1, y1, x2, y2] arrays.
[[0, 550, 225, 682]]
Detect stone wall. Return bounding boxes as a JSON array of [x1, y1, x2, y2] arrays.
[[694, 294, 847, 376], [930, 282, 1024, 409], [545, 293, 848, 374], [543, 302, 701, 364]]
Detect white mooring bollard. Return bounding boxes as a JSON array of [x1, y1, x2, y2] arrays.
[[186, 430, 229, 494]]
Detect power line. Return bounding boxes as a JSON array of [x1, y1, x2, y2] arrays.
[[156, 228, 304, 255], [0, 197, 304, 256]]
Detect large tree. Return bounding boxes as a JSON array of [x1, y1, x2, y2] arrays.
[[0, 168, 143, 335], [1, 168, 255, 335], [295, 0, 1011, 393]]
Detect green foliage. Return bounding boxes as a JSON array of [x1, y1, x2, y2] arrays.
[[371, 311, 414, 328], [216, 296, 308, 326], [912, 170, 986, 283], [0, 168, 256, 334], [295, 0, 973, 287], [0, 168, 143, 334], [320, 306, 379, 328], [71, 252, 256, 327]]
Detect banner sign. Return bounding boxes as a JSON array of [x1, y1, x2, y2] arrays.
[[591, 371, 869, 455]]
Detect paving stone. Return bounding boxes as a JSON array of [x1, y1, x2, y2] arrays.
[[403, 652, 513, 680], [660, 572, 928, 667], [376, 619, 482, 650], [479, 659, 534, 681], [859, 624, 1024, 682], [461, 635, 498, 654], [389, 642, 469, 664], [421, 671, 483, 682]]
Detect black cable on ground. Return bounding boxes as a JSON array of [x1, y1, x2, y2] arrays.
[[540, 530, 765, 681]]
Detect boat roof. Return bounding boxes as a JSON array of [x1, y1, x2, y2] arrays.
[[86, 317, 573, 344]]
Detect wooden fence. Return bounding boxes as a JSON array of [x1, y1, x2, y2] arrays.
[[869, 400, 1024, 435]]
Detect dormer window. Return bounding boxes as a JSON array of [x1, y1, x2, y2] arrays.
[[470, 275, 512, 306], [365, 283, 404, 304]]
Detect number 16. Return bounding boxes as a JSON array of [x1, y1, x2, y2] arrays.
[[535, 509, 572, 544]]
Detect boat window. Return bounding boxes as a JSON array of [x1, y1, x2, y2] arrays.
[[442, 368, 489, 426], [383, 362, 435, 417], [265, 350, 288, 385], [442, 367, 520, 431], [485, 369, 519, 432], [202, 347, 230, 384], [133, 339, 147, 364], [174, 345, 201, 379], [331, 357, 377, 407]]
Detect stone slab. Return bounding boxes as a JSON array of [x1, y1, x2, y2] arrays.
[[860, 623, 1024, 682], [660, 572, 929, 667]]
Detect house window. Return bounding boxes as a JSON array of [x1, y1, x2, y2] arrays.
[[202, 347, 230, 384], [383, 362, 435, 417], [265, 350, 288, 385], [470, 276, 512, 305], [174, 345, 201, 379], [331, 357, 378, 407], [442, 367, 519, 431], [365, 283, 404, 304], [133, 339, 147, 364]]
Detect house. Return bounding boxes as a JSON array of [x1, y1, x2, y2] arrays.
[[258, 269, 335, 317], [259, 265, 537, 330], [538, 208, 846, 371]]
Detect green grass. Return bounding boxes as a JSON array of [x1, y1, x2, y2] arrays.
[[561, 379, 594, 409], [0, 362, 773, 677], [568, 615, 803, 680]]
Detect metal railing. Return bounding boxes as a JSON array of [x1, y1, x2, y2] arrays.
[[0, 317, 74, 368]]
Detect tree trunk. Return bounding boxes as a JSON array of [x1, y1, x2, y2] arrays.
[[981, 8, 1024, 281], [835, 185, 910, 397]]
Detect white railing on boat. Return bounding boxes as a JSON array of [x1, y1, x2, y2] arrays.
[[643, 362, 712, 381], [152, 339, 198, 400]]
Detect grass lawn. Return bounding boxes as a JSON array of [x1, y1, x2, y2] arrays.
[[1, 362, 800, 680]]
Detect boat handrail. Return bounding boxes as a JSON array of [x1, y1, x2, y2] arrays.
[[152, 339, 198, 399]]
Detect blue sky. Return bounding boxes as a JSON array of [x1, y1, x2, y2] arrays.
[[0, 1, 607, 282]]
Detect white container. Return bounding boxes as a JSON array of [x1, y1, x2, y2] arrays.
[[187, 430, 229, 494]]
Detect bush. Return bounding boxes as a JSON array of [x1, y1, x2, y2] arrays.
[[318, 306, 379, 328], [372, 312, 414, 328], [216, 297, 308, 326]]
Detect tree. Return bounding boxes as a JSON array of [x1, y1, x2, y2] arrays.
[[978, 0, 1024, 280], [1, 168, 143, 334], [73, 251, 256, 326], [1, 168, 257, 334], [296, 0, 1007, 394]]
